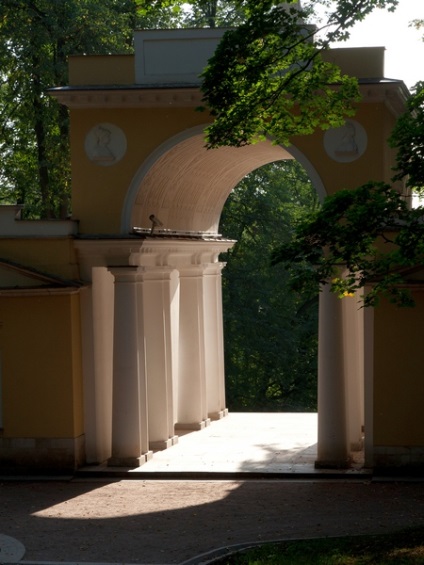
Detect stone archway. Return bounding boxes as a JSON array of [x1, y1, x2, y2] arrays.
[[121, 124, 327, 235], [56, 33, 408, 471], [117, 126, 363, 469]]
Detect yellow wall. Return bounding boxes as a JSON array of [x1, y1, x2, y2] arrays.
[[71, 107, 209, 233], [71, 100, 396, 234], [294, 102, 393, 197], [0, 238, 79, 280], [373, 291, 424, 446], [322, 47, 385, 80], [0, 292, 84, 438], [69, 55, 135, 85]]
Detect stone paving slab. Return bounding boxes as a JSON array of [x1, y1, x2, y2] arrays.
[[78, 413, 365, 479], [137, 413, 319, 474]]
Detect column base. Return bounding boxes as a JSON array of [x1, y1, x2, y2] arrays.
[[149, 435, 178, 451], [209, 408, 229, 420], [350, 438, 364, 452], [314, 458, 350, 470], [107, 451, 153, 468], [175, 418, 211, 431]]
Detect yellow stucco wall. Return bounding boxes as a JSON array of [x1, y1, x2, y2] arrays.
[[69, 55, 135, 85], [71, 100, 396, 234], [294, 102, 395, 196], [0, 238, 80, 280], [71, 107, 209, 233], [0, 292, 84, 438], [373, 292, 424, 446]]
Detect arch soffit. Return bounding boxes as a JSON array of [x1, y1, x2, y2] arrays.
[[121, 124, 327, 234]]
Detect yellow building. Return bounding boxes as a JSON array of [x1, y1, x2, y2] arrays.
[[1, 29, 421, 473]]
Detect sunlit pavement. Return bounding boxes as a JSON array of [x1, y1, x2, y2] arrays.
[[0, 413, 379, 565], [78, 412, 366, 477]]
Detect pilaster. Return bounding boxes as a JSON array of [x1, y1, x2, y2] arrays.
[[108, 267, 151, 466], [176, 264, 209, 430], [342, 292, 365, 452], [141, 266, 179, 451], [79, 268, 114, 464], [203, 262, 228, 420]]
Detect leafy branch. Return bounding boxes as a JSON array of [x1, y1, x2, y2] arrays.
[[271, 181, 424, 307], [199, 0, 398, 148]]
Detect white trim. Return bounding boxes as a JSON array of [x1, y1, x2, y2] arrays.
[[0, 287, 81, 297]]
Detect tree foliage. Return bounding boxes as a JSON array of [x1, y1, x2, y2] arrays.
[[0, 0, 141, 218], [391, 81, 424, 193], [273, 82, 424, 308], [0, 0, 401, 218], [200, 0, 398, 148], [220, 160, 319, 411], [0, 0, 251, 219]]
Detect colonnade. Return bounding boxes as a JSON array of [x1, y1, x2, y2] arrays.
[[76, 237, 233, 466], [77, 238, 366, 468]]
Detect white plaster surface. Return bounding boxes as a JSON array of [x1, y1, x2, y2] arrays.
[[0, 534, 26, 563], [81, 413, 365, 476], [134, 412, 319, 473]]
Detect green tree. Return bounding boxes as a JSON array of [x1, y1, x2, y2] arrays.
[[220, 160, 319, 411], [0, 0, 142, 218], [182, 0, 246, 28], [200, 0, 398, 148], [0, 0, 400, 218], [196, 0, 424, 309], [272, 82, 424, 308], [0, 0, 250, 219]]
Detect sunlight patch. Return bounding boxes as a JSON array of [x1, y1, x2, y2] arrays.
[[31, 480, 238, 519]]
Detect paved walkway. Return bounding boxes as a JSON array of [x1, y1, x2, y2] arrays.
[[137, 412, 320, 474], [79, 413, 363, 478], [1, 414, 423, 565]]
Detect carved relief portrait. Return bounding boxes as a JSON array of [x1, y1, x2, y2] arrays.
[[85, 123, 127, 166], [324, 119, 367, 163]]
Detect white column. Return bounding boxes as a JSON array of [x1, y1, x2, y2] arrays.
[[315, 285, 349, 468], [80, 267, 115, 464], [108, 267, 150, 466], [363, 299, 374, 468], [204, 262, 228, 420], [141, 266, 179, 451], [342, 292, 365, 452], [176, 265, 209, 430]]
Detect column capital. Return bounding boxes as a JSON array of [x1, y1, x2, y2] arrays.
[[140, 265, 179, 282], [134, 238, 235, 268], [108, 266, 143, 283]]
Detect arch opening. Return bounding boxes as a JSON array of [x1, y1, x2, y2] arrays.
[[123, 127, 365, 470], [122, 125, 327, 235], [219, 159, 320, 416]]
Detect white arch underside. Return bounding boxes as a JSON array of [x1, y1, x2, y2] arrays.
[[121, 125, 326, 234]]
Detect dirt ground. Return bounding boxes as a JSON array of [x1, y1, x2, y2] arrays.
[[1, 478, 424, 564]]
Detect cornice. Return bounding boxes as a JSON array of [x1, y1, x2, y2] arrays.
[[0, 287, 81, 297], [49, 80, 409, 114], [359, 81, 409, 117], [49, 86, 204, 109], [74, 237, 235, 272]]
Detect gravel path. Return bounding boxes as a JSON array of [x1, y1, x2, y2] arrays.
[[1, 478, 424, 564]]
